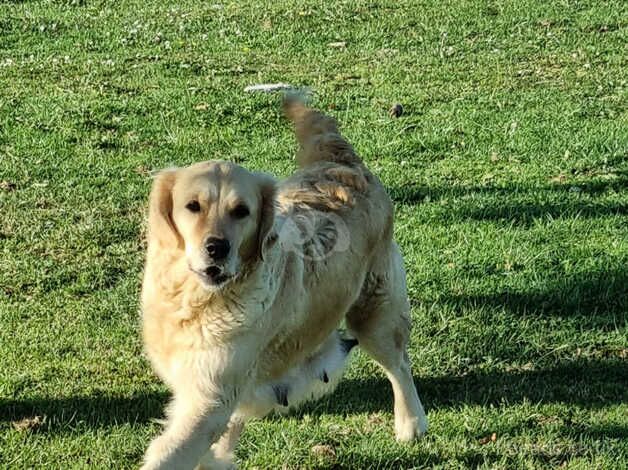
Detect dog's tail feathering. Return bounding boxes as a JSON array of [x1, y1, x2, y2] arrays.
[[283, 92, 363, 169]]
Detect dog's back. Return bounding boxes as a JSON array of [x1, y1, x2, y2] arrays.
[[254, 99, 396, 380], [280, 96, 394, 261]]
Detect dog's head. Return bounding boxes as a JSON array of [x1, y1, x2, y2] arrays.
[[147, 161, 276, 291]]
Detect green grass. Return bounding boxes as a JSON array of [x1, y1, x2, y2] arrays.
[[1, 0, 626, 468]]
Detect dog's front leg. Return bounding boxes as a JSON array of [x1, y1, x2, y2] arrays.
[[141, 337, 262, 470], [196, 415, 245, 470], [141, 386, 235, 470]]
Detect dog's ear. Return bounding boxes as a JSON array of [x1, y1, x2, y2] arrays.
[[256, 174, 277, 260], [147, 169, 182, 249]]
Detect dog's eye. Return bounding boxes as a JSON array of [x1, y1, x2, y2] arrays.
[[185, 200, 201, 213], [231, 204, 250, 219]]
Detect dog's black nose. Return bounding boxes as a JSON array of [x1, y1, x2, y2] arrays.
[[205, 237, 230, 260]]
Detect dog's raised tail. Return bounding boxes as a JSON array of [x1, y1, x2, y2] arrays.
[[283, 92, 362, 168]]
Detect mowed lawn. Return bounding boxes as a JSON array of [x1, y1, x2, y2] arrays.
[[1, 0, 626, 468]]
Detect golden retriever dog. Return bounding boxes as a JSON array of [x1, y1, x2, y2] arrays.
[[140, 97, 428, 469]]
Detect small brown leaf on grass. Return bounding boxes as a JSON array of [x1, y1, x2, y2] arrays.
[[12, 415, 45, 432], [479, 432, 497, 445], [328, 41, 346, 48], [0, 180, 16, 191], [194, 103, 209, 111], [311, 444, 336, 461]]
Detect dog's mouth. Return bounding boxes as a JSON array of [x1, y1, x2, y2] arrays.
[[190, 264, 233, 288]]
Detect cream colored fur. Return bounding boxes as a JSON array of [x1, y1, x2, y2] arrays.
[[140, 99, 428, 469]]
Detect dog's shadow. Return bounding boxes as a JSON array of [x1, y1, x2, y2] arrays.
[[2, 358, 625, 437], [297, 358, 627, 416]]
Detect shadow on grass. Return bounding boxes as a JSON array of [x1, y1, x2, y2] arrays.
[[0, 391, 168, 432], [305, 443, 607, 469], [390, 174, 628, 204], [448, 198, 628, 225], [441, 268, 628, 323], [2, 360, 625, 434], [389, 176, 628, 225], [317, 452, 444, 469], [301, 358, 627, 417]]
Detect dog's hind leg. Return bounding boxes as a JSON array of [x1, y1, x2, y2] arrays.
[[346, 243, 428, 442]]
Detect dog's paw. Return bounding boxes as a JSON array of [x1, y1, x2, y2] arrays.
[[196, 454, 237, 470], [395, 415, 428, 442]]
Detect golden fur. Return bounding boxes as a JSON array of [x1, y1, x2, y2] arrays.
[[140, 98, 428, 469]]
